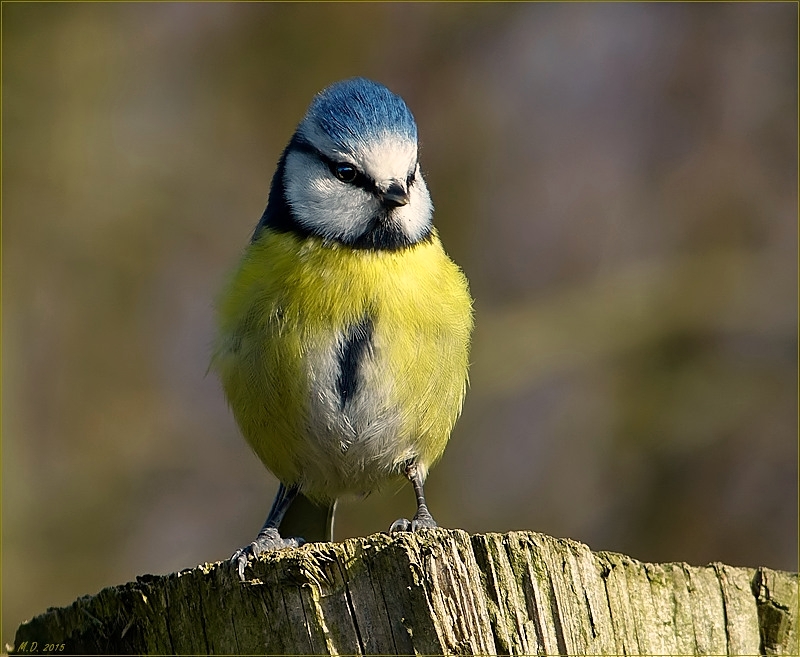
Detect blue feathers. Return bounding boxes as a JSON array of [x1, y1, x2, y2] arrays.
[[305, 78, 417, 149]]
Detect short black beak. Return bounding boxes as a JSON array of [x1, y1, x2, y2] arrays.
[[380, 183, 409, 208]]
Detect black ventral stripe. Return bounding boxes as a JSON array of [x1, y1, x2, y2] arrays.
[[337, 316, 374, 409]]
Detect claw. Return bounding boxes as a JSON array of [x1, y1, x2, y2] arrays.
[[231, 528, 304, 581], [389, 461, 441, 534], [389, 507, 438, 533], [389, 517, 412, 533], [411, 509, 438, 531]]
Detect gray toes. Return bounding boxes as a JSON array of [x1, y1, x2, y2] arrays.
[[389, 517, 412, 533], [231, 529, 305, 581]]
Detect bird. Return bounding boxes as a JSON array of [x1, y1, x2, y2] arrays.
[[211, 77, 473, 581]]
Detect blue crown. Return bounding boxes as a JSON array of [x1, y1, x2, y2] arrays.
[[304, 78, 417, 149]]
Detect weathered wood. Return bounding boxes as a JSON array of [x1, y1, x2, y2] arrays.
[[11, 529, 798, 655]]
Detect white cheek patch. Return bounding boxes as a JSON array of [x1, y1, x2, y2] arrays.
[[283, 136, 434, 246], [393, 169, 433, 243], [284, 150, 376, 242]]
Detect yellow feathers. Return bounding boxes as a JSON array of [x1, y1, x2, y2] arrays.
[[212, 228, 472, 502]]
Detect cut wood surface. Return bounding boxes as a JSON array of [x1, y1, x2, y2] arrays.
[[11, 529, 798, 655]]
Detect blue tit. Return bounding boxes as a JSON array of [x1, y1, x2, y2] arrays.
[[212, 78, 473, 580]]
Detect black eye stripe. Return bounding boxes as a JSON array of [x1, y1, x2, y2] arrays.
[[290, 135, 421, 200], [330, 162, 374, 193], [290, 134, 378, 194]]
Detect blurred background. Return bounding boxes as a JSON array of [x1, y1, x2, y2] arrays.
[[2, 2, 797, 645]]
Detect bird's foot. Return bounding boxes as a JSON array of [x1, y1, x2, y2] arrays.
[[231, 527, 304, 581], [389, 506, 438, 533], [389, 517, 411, 532]]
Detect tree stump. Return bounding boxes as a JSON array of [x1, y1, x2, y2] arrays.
[[11, 529, 798, 655]]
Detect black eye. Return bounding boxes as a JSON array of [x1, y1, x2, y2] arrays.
[[334, 163, 358, 183]]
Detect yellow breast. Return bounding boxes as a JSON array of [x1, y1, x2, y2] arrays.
[[212, 229, 473, 500]]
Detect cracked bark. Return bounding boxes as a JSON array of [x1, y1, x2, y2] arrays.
[[11, 529, 798, 656]]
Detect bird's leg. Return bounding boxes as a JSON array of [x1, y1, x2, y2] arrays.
[[231, 482, 304, 581], [389, 462, 439, 533], [407, 462, 438, 529]]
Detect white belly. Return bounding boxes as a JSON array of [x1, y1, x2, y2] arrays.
[[296, 321, 417, 498]]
